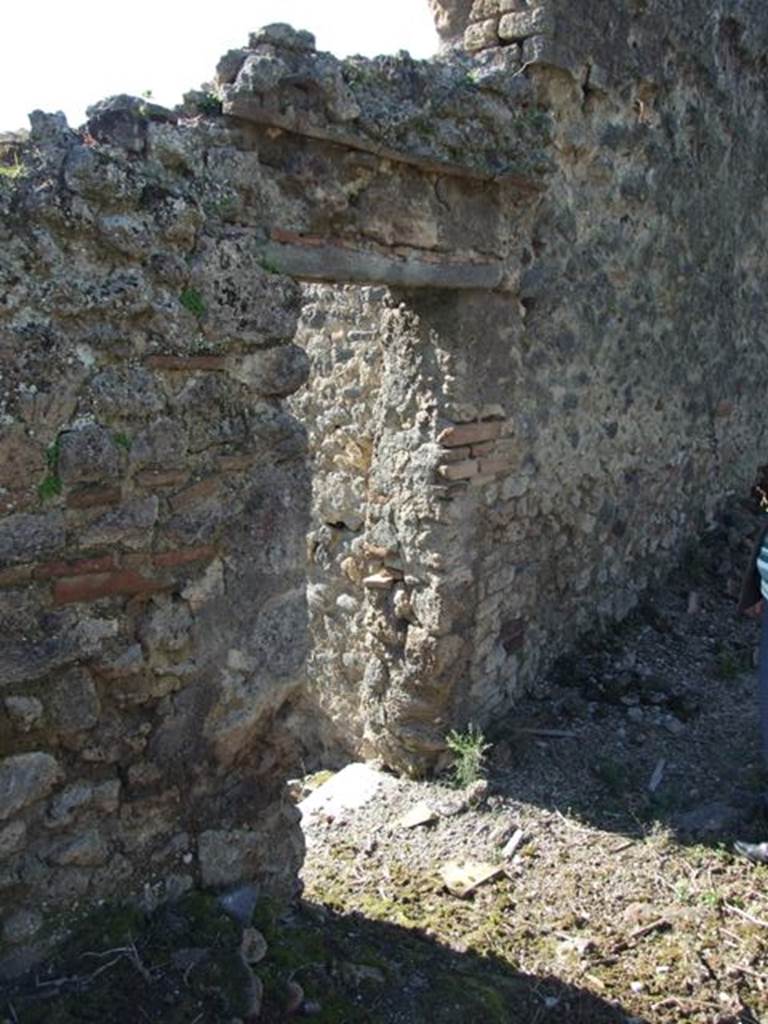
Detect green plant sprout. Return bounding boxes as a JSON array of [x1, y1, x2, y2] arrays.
[[446, 723, 491, 789]]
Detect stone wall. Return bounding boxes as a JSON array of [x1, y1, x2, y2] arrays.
[[0, 103, 314, 975], [293, 0, 768, 770], [2, 0, 768, 972], [0, 23, 545, 971]]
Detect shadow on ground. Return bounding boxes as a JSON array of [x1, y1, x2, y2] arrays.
[[485, 541, 767, 851], [1, 891, 648, 1023]]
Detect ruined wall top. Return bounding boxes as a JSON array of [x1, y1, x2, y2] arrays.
[[429, 0, 768, 92], [216, 23, 549, 186]]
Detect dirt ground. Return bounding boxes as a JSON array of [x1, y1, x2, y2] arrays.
[[297, 504, 768, 1024], [4, 502, 768, 1023]]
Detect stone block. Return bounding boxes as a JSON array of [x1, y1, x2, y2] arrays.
[[0, 753, 64, 820], [47, 668, 100, 733], [0, 512, 65, 568], [199, 829, 262, 888], [138, 596, 192, 656], [79, 496, 159, 552], [0, 428, 45, 508], [248, 24, 316, 51], [2, 909, 42, 945], [470, 0, 500, 20], [499, 8, 553, 41], [0, 821, 26, 859], [46, 781, 94, 829], [227, 345, 310, 398], [464, 18, 500, 52], [4, 696, 44, 732], [92, 779, 121, 813], [50, 829, 109, 867], [190, 237, 302, 344], [87, 368, 165, 419], [521, 34, 577, 73], [129, 418, 188, 470], [58, 425, 121, 487]]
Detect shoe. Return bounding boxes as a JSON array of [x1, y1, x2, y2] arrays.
[[734, 840, 768, 864]]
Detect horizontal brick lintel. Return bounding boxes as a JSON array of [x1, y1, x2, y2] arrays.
[[257, 241, 504, 291]]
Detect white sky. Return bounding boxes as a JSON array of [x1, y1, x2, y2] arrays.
[[0, 1, 438, 132]]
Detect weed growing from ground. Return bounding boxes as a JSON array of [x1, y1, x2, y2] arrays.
[[446, 723, 491, 789]]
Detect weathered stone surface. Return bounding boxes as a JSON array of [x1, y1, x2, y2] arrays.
[[2, 0, 768, 978], [79, 496, 159, 551], [0, 820, 26, 859], [464, 18, 500, 51], [198, 829, 262, 888], [86, 367, 167, 421], [0, 753, 63, 819], [50, 829, 109, 866], [2, 909, 42, 945], [138, 597, 192, 657], [498, 8, 553, 42], [47, 668, 100, 734], [0, 512, 65, 567], [4, 695, 43, 732], [46, 781, 94, 829], [58, 425, 121, 486], [227, 345, 310, 398]]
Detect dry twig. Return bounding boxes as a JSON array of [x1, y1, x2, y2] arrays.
[[724, 902, 768, 929]]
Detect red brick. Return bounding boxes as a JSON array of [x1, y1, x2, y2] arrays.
[[168, 478, 221, 514], [437, 422, 503, 448], [66, 487, 122, 509], [153, 545, 217, 569], [135, 470, 189, 489], [34, 554, 117, 580], [146, 355, 227, 371], [53, 570, 165, 605]]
